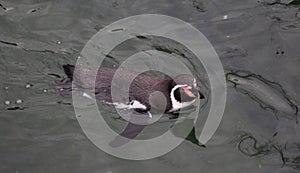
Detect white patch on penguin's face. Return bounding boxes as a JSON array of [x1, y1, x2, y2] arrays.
[[169, 84, 196, 112]]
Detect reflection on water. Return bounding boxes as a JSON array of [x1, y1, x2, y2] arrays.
[[227, 71, 298, 119], [237, 132, 300, 170], [1, 0, 300, 172]]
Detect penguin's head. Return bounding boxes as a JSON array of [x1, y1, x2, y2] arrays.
[[170, 74, 205, 106]]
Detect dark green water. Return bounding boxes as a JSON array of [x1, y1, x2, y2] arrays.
[[1, 0, 300, 172]]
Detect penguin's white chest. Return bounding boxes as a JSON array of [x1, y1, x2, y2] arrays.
[[113, 100, 147, 110], [82, 92, 147, 110]]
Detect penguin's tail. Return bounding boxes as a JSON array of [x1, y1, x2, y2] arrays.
[[62, 64, 75, 80]]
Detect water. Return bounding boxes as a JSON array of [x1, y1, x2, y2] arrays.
[[1, 0, 300, 172]]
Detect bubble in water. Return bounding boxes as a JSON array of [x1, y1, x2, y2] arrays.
[[16, 99, 23, 104], [25, 83, 32, 88], [43, 89, 48, 93], [56, 41, 62, 45], [4, 100, 10, 105], [4, 86, 9, 90]]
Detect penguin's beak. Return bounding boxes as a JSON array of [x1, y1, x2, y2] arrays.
[[191, 88, 199, 98], [191, 88, 204, 99], [192, 79, 204, 99], [192, 87, 204, 99]]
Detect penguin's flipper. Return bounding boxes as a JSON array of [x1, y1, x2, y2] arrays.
[[109, 114, 151, 147], [109, 122, 146, 147]]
